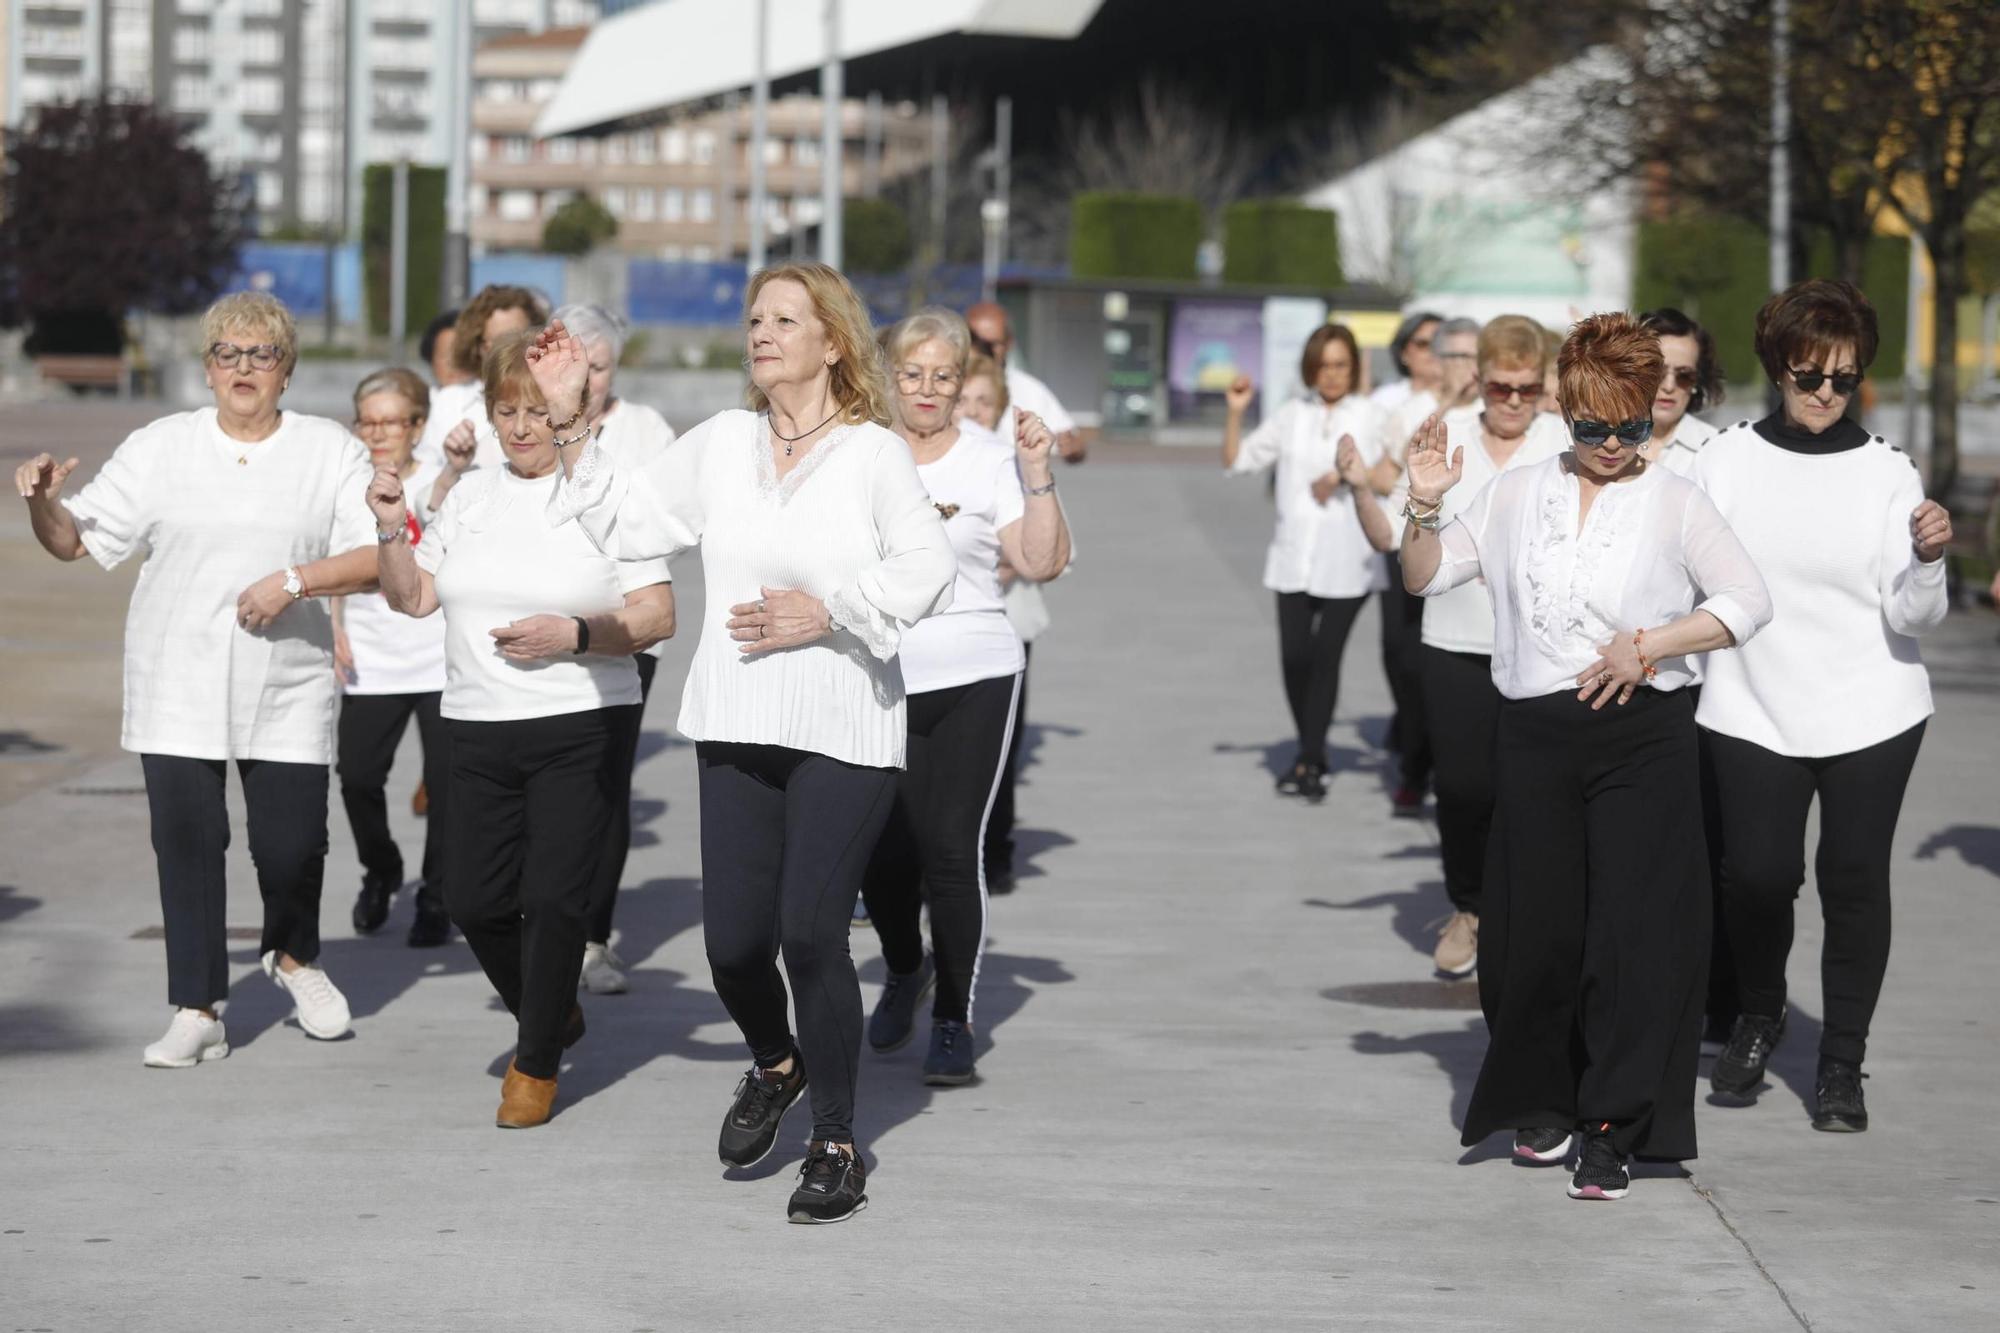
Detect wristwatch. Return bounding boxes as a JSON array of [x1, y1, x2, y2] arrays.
[[282, 566, 305, 600]]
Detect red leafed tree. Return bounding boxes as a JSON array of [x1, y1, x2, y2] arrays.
[[0, 96, 246, 354]]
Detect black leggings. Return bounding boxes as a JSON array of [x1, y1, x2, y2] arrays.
[[586, 653, 658, 944], [698, 741, 899, 1143], [984, 643, 1031, 870], [140, 754, 329, 1009], [864, 672, 1022, 1024], [1275, 591, 1367, 768], [1377, 556, 1433, 791], [336, 691, 449, 913], [1421, 646, 1500, 915], [446, 708, 628, 1079], [1706, 722, 1926, 1066]]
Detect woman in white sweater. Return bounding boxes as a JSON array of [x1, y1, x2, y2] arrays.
[[15, 293, 379, 1066], [1402, 312, 1772, 1203], [1695, 279, 1953, 1134], [547, 263, 955, 1225]]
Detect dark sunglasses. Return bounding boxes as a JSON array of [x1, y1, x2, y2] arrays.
[[1568, 417, 1654, 449], [1789, 367, 1862, 396], [1483, 381, 1541, 404], [1663, 366, 1700, 390]]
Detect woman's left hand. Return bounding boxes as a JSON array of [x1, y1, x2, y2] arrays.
[[490, 614, 581, 661], [1911, 499, 1953, 563], [1575, 630, 1646, 710], [237, 571, 294, 631], [1016, 410, 1056, 490], [729, 586, 832, 655], [525, 320, 589, 424], [1334, 433, 1370, 490]]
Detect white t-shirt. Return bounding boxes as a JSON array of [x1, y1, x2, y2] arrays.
[[63, 408, 376, 763], [1422, 456, 1771, 701], [414, 465, 670, 722], [1228, 394, 1388, 598], [1691, 421, 1946, 757], [412, 380, 503, 471], [1369, 379, 1415, 415], [341, 459, 449, 697], [1654, 413, 1717, 478], [901, 428, 1030, 695], [1419, 408, 1571, 654], [594, 398, 680, 661], [1004, 364, 1076, 438]]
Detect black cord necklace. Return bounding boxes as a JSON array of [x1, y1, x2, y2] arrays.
[[770, 407, 840, 456]]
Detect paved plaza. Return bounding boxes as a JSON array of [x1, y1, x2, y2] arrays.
[[2, 402, 1998, 1330]]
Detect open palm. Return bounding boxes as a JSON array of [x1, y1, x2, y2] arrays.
[[1404, 414, 1462, 501], [525, 320, 589, 420]]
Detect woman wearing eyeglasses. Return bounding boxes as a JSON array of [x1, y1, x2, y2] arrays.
[[1223, 324, 1388, 803], [14, 292, 380, 1066], [1692, 279, 1952, 1134], [1410, 316, 1570, 979], [1637, 308, 1725, 475], [1402, 312, 1771, 1201]]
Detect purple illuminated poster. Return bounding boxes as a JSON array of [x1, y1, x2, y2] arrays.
[[1168, 300, 1265, 398]]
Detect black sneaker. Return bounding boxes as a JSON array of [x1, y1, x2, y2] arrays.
[[1391, 786, 1425, 819], [1297, 764, 1327, 804], [351, 868, 400, 935], [1513, 1126, 1573, 1165], [406, 901, 452, 948], [718, 1055, 808, 1168], [1275, 761, 1309, 797], [986, 863, 1017, 897], [788, 1140, 867, 1224], [1566, 1123, 1630, 1200], [1711, 1011, 1786, 1103], [1812, 1058, 1868, 1133], [922, 1019, 976, 1086], [867, 954, 935, 1053]]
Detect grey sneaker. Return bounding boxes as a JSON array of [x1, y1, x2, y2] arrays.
[[867, 955, 935, 1053]]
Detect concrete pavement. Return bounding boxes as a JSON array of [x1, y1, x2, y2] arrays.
[[3, 415, 1999, 1330]]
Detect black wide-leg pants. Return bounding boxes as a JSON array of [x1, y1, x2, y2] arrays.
[[336, 690, 449, 912], [1421, 646, 1500, 916]]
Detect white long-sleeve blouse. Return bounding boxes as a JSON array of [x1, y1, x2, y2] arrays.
[[1228, 393, 1388, 598], [552, 409, 955, 769], [1419, 455, 1773, 701]]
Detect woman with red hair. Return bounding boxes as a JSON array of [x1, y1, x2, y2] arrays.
[[1400, 312, 1772, 1202]]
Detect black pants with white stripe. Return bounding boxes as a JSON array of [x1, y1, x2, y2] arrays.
[[864, 672, 1022, 1026]]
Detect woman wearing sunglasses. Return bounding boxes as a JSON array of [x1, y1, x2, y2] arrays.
[[1691, 279, 1952, 1134], [1401, 312, 1771, 1202], [1637, 308, 1725, 475]]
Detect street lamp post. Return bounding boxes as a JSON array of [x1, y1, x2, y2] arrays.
[[819, 0, 842, 269], [749, 0, 769, 273]]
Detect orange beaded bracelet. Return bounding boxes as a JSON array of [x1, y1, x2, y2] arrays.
[[1634, 627, 1658, 681]]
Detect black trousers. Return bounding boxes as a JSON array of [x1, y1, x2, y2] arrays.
[[446, 707, 629, 1079], [1274, 590, 1367, 768], [1378, 555, 1434, 792], [1421, 646, 1500, 915], [336, 691, 449, 913], [864, 673, 1022, 1024], [1463, 688, 1708, 1162], [1706, 722, 1925, 1066], [984, 643, 1031, 871], [586, 653, 658, 944], [698, 741, 898, 1144], [141, 754, 330, 1009]]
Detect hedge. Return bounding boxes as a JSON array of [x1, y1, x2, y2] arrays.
[[361, 163, 446, 338], [1069, 192, 1200, 281], [843, 196, 913, 274], [1222, 199, 1342, 288]]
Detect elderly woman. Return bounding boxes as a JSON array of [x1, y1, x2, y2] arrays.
[[1694, 280, 1952, 1134], [368, 330, 674, 1129], [859, 309, 1071, 1085], [15, 293, 378, 1065], [334, 368, 472, 948], [1222, 324, 1388, 803], [548, 303, 680, 997], [414, 285, 549, 472], [1412, 316, 1571, 979], [1369, 310, 1444, 413], [1636, 308, 1724, 476], [1401, 312, 1772, 1202], [546, 263, 954, 1224]]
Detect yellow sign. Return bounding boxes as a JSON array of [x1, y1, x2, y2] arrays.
[[1336, 310, 1406, 349]]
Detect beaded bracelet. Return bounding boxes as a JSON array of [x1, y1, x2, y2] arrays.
[[1634, 627, 1659, 680]]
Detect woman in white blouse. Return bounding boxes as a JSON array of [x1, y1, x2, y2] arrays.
[[1401, 312, 1772, 1203], [412, 285, 547, 473], [368, 329, 674, 1131], [859, 309, 1071, 1086], [1694, 280, 1952, 1135], [15, 292, 379, 1066], [545, 263, 955, 1224], [1637, 308, 1724, 476], [551, 303, 680, 997], [334, 369, 470, 949], [1222, 323, 1388, 802]]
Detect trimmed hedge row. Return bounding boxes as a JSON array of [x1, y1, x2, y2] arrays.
[[1069, 192, 1201, 281], [361, 162, 445, 338], [1222, 199, 1342, 287]]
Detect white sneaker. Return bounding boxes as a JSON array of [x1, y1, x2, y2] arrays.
[[143, 1008, 230, 1068], [262, 951, 352, 1039], [581, 942, 629, 995]]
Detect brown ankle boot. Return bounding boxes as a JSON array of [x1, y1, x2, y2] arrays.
[[496, 1059, 558, 1128]]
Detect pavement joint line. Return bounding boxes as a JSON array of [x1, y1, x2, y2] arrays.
[[1685, 1170, 1814, 1331]]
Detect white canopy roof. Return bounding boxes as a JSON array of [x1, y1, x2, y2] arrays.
[[536, 0, 1105, 137]]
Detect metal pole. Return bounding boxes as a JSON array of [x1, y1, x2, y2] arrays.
[[929, 94, 948, 269], [819, 0, 843, 269], [749, 0, 769, 273], [1768, 0, 1790, 295], [442, 0, 472, 306], [324, 0, 348, 345], [390, 158, 410, 349]]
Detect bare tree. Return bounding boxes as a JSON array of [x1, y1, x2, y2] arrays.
[[1055, 78, 1257, 232]]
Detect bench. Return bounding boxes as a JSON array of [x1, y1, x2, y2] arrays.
[[34, 354, 131, 396]]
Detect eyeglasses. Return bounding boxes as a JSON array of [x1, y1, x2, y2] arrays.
[[355, 415, 421, 435], [1662, 366, 1700, 391], [1789, 367, 1862, 396], [1483, 381, 1541, 404], [1438, 351, 1475, 362], [1407, 336, 1433, 351], [896, 367, 961, 394], [1568, 417, 1655, 449], [208, 342, 285, 371]]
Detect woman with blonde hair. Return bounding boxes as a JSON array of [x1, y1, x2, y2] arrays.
[[546, 263, 955, 1223]]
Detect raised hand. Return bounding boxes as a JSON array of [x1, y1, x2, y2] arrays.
[[441, 419, 479, 473], [367, 465, 409, 530], [1016, 409, 1056, 488], [524, 319, 589, 424], [1224, 375, 1255, 415], [728, 586, 832, 655], [15, 453, 78, 503], [1334, 433, 1370, 489], [1910, 499, 1953, 563], [1403, 414, 1462, 504]]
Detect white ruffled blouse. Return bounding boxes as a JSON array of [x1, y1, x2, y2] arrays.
[[1419, 455, 1772, 701]]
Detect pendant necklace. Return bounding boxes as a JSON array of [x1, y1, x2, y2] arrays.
[[771, 408, 840, 457]]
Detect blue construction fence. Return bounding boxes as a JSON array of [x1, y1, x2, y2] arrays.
[[227, 242, 1055, 331]]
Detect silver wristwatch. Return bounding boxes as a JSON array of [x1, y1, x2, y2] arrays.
[[282, 566, 305, 599]]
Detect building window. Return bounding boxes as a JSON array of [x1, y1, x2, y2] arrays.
[[241, 27, 281, 64], [241, 77, 284, 115], [470, 136, 489, 162], [689, 245, 714, 262], [577, 138, 597, 164], [546, 138, 576, 163], [795, 136, 820, 166], [630, 132, 656, 164], [632, 188, 656, 221], [762, 137, 786, 166], [497, 190, 536, 221], [173, 75, 211, 109], [662, 127, 688, 164], [257, 171, 283, 211], [690, 189, 714, 222], [604, 137, 626, 165], [661, 187, 685, 222], [603, 187, 627, 218], [691, 130, 716, 165], [173, 23, 210, 62], [470, 185, 490, 214], [660, 244, 685, 261], [502, 136, 531, 163]]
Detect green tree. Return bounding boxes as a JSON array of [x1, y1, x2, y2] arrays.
[[542, 194, 619, 256]]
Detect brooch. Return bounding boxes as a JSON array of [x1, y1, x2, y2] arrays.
[[934, 502, 960, 520]]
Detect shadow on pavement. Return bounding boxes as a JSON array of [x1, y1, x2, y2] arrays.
[[0, 1003, 119, 1059], [1010, 826, 1077, 881], [626, 797, 669, 849], [1914, 824, 2000, 881], [1015, 719, 1083, 782], [1214, 737, 1381, 782], [0, 884, 44, 926], [1305, 878, 1451, 962], [1348, 1021, 1485, 1138]]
